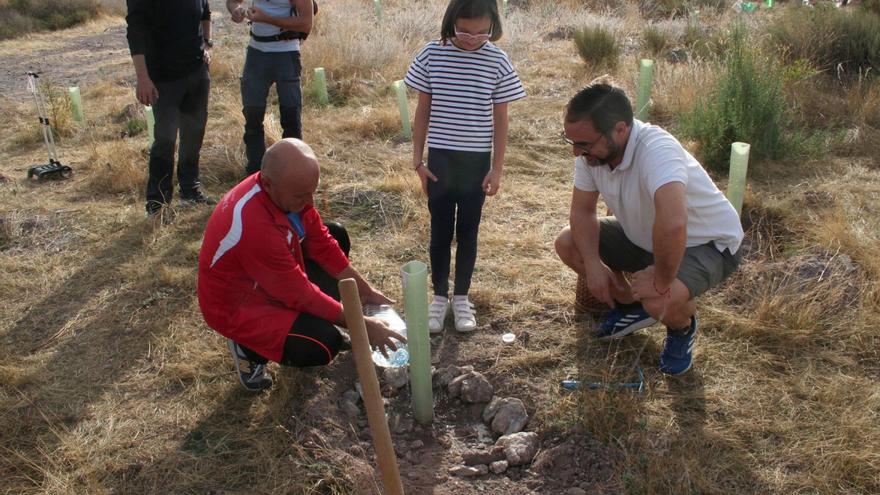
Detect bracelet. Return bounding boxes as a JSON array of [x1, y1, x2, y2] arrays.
[[412, 161, 424, 171], [653, 279, 671, 297]]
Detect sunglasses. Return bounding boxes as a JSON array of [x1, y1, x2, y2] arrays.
[[454, 29, 491, 44]]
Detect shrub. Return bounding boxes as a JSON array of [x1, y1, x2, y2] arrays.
[[642, 26, 671, 57], [639, 0, 726, 19], [573, 26, 620, 69], [680, 25, 788, 171], [0, 0, 101, 39], [681, 23, 729, 60], [769, 4, 880, 76]]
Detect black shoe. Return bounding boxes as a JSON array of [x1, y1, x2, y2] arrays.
[[180, 189, 216, 206], [227, 339, 273, 392], [336, 326, 352, 352], [145, 201, 174, 224]]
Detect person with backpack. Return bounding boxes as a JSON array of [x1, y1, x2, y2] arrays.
[[227, 0, 316, 176]]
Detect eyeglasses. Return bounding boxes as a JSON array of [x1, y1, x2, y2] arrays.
[[560, 130, 605, 154], [454, 29, 491, 44]]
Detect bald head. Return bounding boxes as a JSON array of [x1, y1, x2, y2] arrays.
[[260, 138, 320, 213]]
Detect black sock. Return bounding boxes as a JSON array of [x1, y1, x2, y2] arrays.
[[667, 317, 694, 336], [615, 300, 642, 311]]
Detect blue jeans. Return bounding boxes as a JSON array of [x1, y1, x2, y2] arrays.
[[240, 47, 303, 174], [147, 64, 210, 208]]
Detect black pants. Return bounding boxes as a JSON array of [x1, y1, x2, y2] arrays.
[[147, 65, 210, 209], [426, 147, 490, 296], [239, 222, 351, 367], [240, 48, 303, 175]]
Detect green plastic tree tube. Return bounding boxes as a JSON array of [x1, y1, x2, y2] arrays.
[[145, 105, 155, 145], [635, 59, 654, 121], [766, 0, 773, 7], [401, 261, 433, 425], [374, 0, 383, 22], [393, 80, 412, 140], [68, 86, 84, 123], [313, 68, 329, 106], [726, 142, 750, 216], [503, 0, 509, 16]]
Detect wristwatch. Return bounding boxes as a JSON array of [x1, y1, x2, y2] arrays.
[[412, 160, 424, 171], [204, 38, 214, 48]]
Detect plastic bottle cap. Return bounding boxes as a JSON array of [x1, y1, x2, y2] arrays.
[[501, 333, 516, 344]]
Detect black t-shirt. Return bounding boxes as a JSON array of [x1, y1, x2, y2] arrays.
[[126, 0, 211, 82]]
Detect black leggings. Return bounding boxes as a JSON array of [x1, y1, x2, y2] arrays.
[[426, 147, 490, 296], [239, 222, 351, 367]]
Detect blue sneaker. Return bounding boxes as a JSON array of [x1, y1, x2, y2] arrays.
[[659, 315, 697, 375], [594, 304, 658, 340]]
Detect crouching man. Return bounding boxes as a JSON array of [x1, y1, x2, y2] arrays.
[[198, 138, 404, 391], [554, 81, 744, 375]]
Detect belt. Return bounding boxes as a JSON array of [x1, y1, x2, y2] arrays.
[[249, 30, 308, 42]]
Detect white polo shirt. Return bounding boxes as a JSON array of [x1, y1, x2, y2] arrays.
[[573, 119, 744, 254]]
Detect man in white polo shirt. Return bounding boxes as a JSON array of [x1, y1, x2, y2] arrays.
[[554, 81, 744, 375]]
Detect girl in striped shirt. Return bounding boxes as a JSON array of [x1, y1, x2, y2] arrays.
[[405, 0, 526, 334]]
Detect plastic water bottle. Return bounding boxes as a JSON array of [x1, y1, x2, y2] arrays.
[[365, 304, 409, 367], [388, 346, 409, 367]]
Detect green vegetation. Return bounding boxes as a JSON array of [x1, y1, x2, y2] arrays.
[[573, 25, 620, 69], [769, 4, 880, 76], [681, 26, 787, 171], [641, 25, 671, 57], [0, 0, 101, 39]]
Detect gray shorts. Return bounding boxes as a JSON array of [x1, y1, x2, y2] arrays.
[[598, 218, 740, 299]]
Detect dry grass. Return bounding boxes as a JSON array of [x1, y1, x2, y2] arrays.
[[0, 1, 879, 494]]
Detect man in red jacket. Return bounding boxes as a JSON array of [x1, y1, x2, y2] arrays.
[[198, 138, 405, 391]]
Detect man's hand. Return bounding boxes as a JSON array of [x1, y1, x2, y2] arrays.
[[482, 168, 502, 196], [415, 163, 438, 196], [631, 266, 670, 301], [136, 74, 158, 106], [231, 5, 246, 23], [364, 316, 407, 358], [361, 287, 394, 306], [246, 6, 267, 23], [203, 48, 212, 66], [585, 260, 621, 308]]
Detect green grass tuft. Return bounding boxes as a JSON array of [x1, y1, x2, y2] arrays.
[[573, 26, 620, 69]]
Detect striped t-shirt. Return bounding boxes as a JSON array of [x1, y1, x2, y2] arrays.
[[404, 40, 526, 152]]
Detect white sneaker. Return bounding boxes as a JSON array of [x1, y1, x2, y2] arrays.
[[452, 296, 477, 333], [428, 296, 449, 334]]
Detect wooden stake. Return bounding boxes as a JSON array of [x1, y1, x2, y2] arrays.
[[339, 278, 405, 495]]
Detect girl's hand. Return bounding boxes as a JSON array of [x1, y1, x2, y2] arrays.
[[482, 168, 502, 196], [415, 163, 437, 195]]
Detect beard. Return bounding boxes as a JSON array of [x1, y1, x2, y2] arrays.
[[596, 139, 622, 165], [583, 139, 622, 167]]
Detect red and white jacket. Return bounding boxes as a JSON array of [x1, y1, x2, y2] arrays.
[[197, 173, 349, 362]]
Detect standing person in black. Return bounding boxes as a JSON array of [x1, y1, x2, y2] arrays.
[[126, 0, 216, 218]]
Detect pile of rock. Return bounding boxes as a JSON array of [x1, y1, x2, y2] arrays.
[[340, 363, 541, 478], [433, 365, 539, 477]]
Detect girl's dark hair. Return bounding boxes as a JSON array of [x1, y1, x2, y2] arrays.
[[564, 81, 633, 135], [440, 0, 503, 45]]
